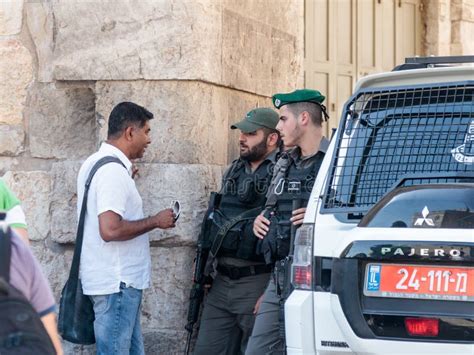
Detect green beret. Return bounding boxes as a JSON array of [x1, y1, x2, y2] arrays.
[[272, 89, 325, 109], [231, 108, 279, 133]]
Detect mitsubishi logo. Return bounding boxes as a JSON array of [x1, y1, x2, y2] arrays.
[[414, 206, 435, 227]]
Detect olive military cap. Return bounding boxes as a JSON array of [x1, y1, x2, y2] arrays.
[[231, 107, 279, 133], [272, 89, 329, 121], [272, 89, 325, 109]]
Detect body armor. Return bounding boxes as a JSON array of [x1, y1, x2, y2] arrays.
[[211, 159, 274, 261], [261, 152, 324, 264]]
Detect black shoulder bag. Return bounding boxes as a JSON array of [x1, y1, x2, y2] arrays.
[[58, 156, 125, 344]]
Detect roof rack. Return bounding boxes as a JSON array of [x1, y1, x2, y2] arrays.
[[392, 55, 474, 71], [405, 55, 474, 65]]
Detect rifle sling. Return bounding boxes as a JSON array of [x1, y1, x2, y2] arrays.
[[208, 207, 262, 258]]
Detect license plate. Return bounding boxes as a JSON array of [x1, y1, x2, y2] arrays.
[[364, 263, 474, 302]]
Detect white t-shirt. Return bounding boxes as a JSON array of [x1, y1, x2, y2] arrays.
[[77, 143, 151, 295]]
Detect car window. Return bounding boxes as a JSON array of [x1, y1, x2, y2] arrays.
[[359, 185, 474, 228], [323, 82, 474, 215]]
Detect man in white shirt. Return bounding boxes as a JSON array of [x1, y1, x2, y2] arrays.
[[77, 101, 176, 355]]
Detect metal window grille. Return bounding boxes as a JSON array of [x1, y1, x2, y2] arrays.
[[322, 81, 474, 214]]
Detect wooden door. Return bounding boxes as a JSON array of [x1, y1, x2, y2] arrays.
[[305, 0, 423, 136]]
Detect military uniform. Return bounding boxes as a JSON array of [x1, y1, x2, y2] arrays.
[[246, 89, 329, 355], [194, 108, 280, 355]]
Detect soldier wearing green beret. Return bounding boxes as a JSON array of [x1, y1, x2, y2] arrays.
[[246, 89, 330, 354], [194, 108, 281, 355]]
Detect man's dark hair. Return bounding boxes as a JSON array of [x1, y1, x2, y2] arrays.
[[287, 102, 324, 127], [107, 102, 154, 139]]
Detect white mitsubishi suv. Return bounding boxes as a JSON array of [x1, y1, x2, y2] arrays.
[[286, 56, 474, 355]]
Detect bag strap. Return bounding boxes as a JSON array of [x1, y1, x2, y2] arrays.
[[68, 156, 126, 281], [0, 222, 11, 283]]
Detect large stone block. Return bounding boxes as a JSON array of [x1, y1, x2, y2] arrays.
[[25, 83, 97, 159], [222, 10, 301, 97], [136, 163, 223, 245], [29, 240, 73, 300], [271, 27, 303, 94], [439, 0, 451, 19], [96, 81, 269, 165], [50, 161, 81, 244], [222, 10, 272, 96], [52, 1, 222, 83], [451, 0, 463, 20], [2, 171, 51, 241], [451, 0, 474, 20], [96, 81, 276, 165], [0, 39, 33, 126], [141, 246, 194, 331], [0, 1, 23, 35], [50, 160, 223, 244], [451, 20, 474, 55], [223, 1, 305, 89], [143, 329, 188, 355], [222, 10, 272, 95], [423, 0, 452, 56], [223, 0, 303, 38], [0, 124, 24, 156], [61, 343, 94, 355], [227, 0, 304, 89], [0, 157, 19, 176], [25, 1, 54, 82]]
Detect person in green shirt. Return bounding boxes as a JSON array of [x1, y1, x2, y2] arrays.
[[0, 178, 29, 243]]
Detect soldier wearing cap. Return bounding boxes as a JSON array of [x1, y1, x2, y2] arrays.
[[246, 89, 330, 354], [194, 107, 281, 355]]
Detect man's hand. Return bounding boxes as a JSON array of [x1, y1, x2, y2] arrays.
[[290, 207, 306, 226], [253, 212, 270, 239], [131, 164, 140, 179], [253, 294, 264, 314], [99, 208, 175, 242], [41, 313, 64, 355], [154, 208, 176, 229], [12, 227, 29, 245]]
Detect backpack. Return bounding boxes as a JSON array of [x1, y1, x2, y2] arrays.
[[0, 218, 55, 355]]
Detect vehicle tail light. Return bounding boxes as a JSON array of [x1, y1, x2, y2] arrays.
[[404, 317, 439, 337], [292, 265, 312, 288], [291, 224, 314, 290]]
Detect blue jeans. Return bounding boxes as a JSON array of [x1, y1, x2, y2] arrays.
[[90, 282, 144, 355]]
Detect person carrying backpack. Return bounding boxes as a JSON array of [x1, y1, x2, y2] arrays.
[[0, 213, 63, 354]]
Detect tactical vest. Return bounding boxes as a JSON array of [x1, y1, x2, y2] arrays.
[[261, 152, 324, 264], [213, 159, 274, 261]]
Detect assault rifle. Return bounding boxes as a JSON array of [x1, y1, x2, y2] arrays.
[[184, 192, 220, 355], [275, 192, 304, 351]]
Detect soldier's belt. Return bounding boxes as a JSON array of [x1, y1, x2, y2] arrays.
[[217, 264, 273, 280]]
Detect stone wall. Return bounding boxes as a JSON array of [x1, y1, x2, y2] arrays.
[[423, 0, 474, 55], [0, 1, 303, 353], [2, 0, 472, 354]]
